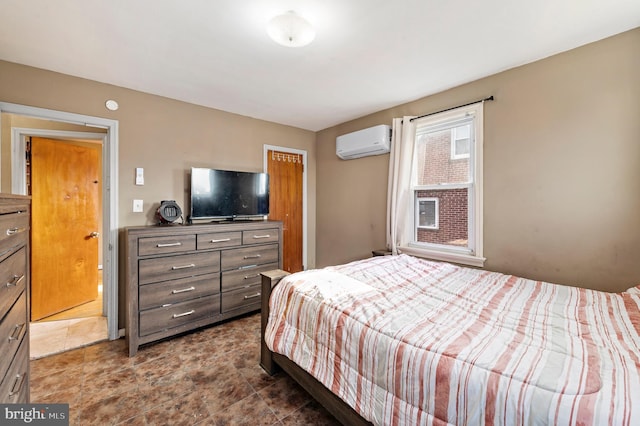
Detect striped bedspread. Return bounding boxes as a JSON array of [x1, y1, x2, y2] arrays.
[[264, 254, 640, 425]]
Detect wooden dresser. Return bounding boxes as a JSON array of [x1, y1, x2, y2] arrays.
[[0, 194, 30, 403], [125, 220, 282, 356]]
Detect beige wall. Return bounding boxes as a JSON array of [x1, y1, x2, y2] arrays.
[[316, 27, 640, 292], [0, 61, 317, 326]]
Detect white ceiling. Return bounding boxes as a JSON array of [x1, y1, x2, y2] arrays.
[[1, 0, 638, 131]]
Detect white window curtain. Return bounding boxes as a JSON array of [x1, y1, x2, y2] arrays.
[[386, 116, 416, 254]]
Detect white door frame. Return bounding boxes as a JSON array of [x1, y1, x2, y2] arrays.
[[0, 102, 119, 340], [263, 145, 308, 270], [11, 128, 106, 194]]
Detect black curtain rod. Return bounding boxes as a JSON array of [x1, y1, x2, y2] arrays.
[[409, 96, 494, 122]]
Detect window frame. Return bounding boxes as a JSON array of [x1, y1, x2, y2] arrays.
[[402, 103, 485, 267], [450, 125, 471, 159], [416, 197, 439, 231]]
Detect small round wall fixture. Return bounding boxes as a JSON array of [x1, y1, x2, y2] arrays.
[[267, 11, 315, 48], [105, 99, 119, 111]]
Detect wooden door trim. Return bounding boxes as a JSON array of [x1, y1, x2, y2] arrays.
[[263, 145, 307, 270], [1, 101, 119, 341]]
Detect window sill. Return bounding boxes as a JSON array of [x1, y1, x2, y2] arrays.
[[399, 246, 486, 268]]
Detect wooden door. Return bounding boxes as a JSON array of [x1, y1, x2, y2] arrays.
[[267, 150, 303, 273], [30, 137, 100, 321]]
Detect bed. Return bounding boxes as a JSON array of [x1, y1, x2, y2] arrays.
[[260, 254, 640, 425]]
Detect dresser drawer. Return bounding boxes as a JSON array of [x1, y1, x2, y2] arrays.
[[221, 284, 261, 313], [139, 273, 220, 310], [139, 295, 219, 337], [242, 228, 279, 245], [139, 251, 220, 285], [0, 291, 27, 383], [0, 336, 28, 404], [221, 244, 279, 270], [197, 231, 242, 250], [138, 234, 196, 256], [221, 262, 278, 293], [0, 210, 29, 247], [0, 247, 26, 320]]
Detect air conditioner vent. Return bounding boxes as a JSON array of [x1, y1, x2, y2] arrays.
[[336, 125, 391, 160]]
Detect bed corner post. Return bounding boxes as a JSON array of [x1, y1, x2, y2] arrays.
[[260, 269, 290, 375]]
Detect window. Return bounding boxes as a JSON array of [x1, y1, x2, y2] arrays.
[[451, 125, 470, 159], [416, 197, 438, 230], [406, 103, 484, 266]]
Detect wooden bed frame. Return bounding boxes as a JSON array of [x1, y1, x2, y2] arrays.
[[260, 270, 372, 426]]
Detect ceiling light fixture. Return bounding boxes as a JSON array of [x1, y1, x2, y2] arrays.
[[267, 11, 315, 48]]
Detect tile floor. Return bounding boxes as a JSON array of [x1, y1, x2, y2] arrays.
[[31, 282, 107, 359], [30, 312, 341, 426], [30, 316, 108, 359]]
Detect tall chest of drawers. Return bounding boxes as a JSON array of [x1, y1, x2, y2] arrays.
[[125, 220, 282, 356], [0, 194, 30, 403]]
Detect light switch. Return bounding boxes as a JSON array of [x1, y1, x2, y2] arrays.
[[133, 199, 143, 212], [135, 168, 144, 185]]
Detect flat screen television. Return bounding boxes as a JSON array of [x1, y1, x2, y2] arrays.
[[190, 167, 270, 220]]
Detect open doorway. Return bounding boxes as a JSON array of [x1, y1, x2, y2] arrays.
[[0, 102, 119, 359], [26, 134, 105, 357]]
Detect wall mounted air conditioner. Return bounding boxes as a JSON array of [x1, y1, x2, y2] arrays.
[[336, 124, 391, 160]]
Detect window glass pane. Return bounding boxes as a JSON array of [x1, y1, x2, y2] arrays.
[[453, 125, 471, 158], [418, 199, 437, 228], [454, 138, 470, 157], [415, 189, 468, 247], [455, 124, 470, 139], [415, 127, 469, 185]]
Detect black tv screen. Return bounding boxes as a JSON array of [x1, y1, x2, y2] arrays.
[[190, 167, 270, 220]]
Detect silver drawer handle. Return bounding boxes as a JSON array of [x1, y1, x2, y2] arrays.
[[9, 373, 26, 397], [6, 227, 26, 236], [243, 254, 261, 259], [243, 292, 261, 300], [171, 263, 195, 270], [5, 274, 24, 288], [244, 274, 260, 279], [157, 242, 182, 248], [172, 286, 196, 294], [252, 235, 270, 239], [210, 238, 231, 243], [8, 323, 25, 341], [172, 310, 195, 318]]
